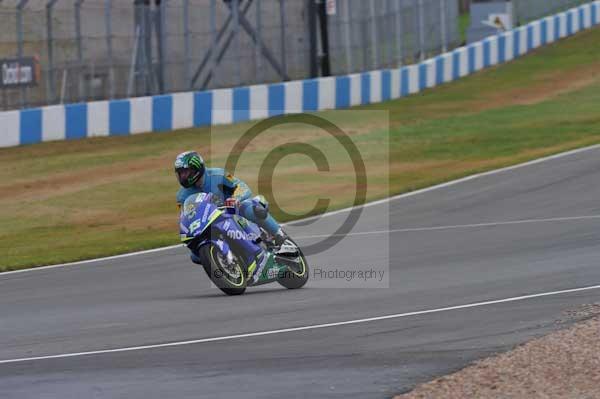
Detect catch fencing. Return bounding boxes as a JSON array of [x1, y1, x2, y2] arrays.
[[1, 1, 599, 149], [513, 0, 592, 24], [0, 0, 462, 111]]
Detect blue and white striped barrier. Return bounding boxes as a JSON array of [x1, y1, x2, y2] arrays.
[[1, 1, 599, 149]]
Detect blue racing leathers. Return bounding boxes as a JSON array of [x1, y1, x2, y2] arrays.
[[176, 168, 281, 236]]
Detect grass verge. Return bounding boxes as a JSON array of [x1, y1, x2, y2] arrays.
[[2, 27, 600, 271]]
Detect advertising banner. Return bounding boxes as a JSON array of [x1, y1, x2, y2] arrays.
[[1, 57, 40, 89]]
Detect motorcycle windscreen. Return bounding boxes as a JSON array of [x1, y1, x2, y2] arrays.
[[180, 193, 222, 242]]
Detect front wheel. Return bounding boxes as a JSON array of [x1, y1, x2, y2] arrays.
[[199, 244, 247, 296], [277, 237, 309, 290]]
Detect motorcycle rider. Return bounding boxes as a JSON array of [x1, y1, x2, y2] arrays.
[[174, 151, 288, 257]]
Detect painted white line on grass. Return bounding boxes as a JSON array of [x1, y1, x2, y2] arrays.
[[1, 284, 599, 365], [294, 214, 600, 240], [3, 143, 600, 276]]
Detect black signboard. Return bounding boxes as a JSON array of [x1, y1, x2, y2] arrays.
[[1, 57, 40, 89]]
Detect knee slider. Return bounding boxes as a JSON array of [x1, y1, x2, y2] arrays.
[[253, 203, 268, 220]]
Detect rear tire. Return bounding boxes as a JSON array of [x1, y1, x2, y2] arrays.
[[199, 244, 247, 296], [277, 238, 309, 290]]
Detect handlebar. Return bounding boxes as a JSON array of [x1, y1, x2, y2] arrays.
[[218, 205, 238, 215]]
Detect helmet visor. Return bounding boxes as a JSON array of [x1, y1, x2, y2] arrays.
[[176, 168, 194, 187]]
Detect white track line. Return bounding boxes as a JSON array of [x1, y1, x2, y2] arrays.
[[294, 214, 600, 240], [0, 245, 184, 276], [1, 284, 599, 365], [3, 143, 600, 276], [290, 143, 600, 223]]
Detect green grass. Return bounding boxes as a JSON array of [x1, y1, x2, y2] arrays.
[[2, 26, 600, 272]]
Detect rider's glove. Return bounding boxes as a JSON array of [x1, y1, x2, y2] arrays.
[[225, 197, 240, 208]]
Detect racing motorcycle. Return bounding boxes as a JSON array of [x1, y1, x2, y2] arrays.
[[180, 192, 309, 295]]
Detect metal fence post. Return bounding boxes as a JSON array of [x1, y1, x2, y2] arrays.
[[317, 0, 331, 76], [369, 0, 378, 69], [440, 0, 447, 52], [183, 0, 191, 88], [139, 0, 152, 95], [75, 0, 86, 101], [395, 0, 403, 66], [308, 0, 318, 77], [417, 0, 425, 61], [255, 0, 263, 82], [133, 0, 141, 94], [16, 0, 30, 108], [46, 0, 59, 104], [1, 0, 6, 109], [382, 0, 396, 68], [104, 0, 114, 99], [127, 25, 141, 97], [208, 0, 217, 88], [279, 0, 288, 80], [333, 0, 342, 74], [343, 0, 353, 73], [157, 0, 167, 93], [359, 1, 367, 71], [233, 0, 242, 85]]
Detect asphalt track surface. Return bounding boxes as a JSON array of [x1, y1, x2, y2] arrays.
[[2, 146, 600, 398]]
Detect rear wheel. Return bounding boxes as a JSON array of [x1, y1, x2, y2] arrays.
[[199, 244, 247, 296], [277, 238, 309, 290]]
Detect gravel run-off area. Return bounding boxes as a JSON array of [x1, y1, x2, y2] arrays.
[[395, 304, 600, 399]]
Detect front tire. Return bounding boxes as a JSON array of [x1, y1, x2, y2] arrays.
[[277, 238, 309, 290], [199, 244, 247, 296]]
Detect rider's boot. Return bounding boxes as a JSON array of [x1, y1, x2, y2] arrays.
[[274, 228, 288, 246], [274, 228, 299, 257]]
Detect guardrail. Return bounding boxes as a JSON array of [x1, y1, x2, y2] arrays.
[[1, 1, 599, 149]]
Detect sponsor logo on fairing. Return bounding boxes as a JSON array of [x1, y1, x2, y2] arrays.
[[201, 205, 211, 223], [226, 229, 259, 241], [189, 220, 202, 233], [184, 203, 196, 218], [267, 267, 279, 279], [194, 192, 209, 203], [227, 230, 247, 240]]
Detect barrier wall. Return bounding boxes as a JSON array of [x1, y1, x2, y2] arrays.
[[1, 1, 599, 149]]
